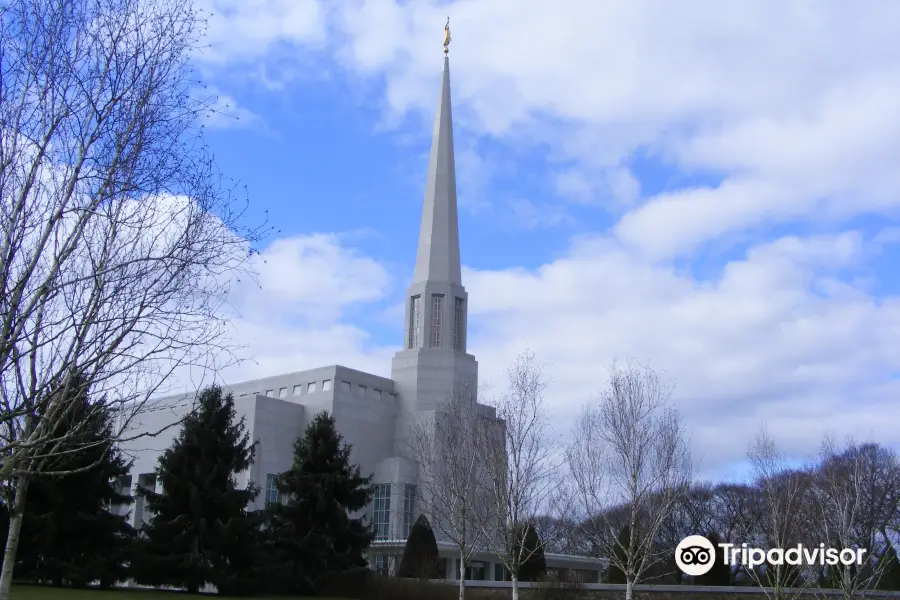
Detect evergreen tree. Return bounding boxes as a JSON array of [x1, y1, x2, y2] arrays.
[[879, 542, 900, 591], [0, 375, 134, 588], [397, 514, 439, 579], [695, 531, 730, 586], [515, 523, 547, 582], [606, 525, 630, 584], [265, 411, 373, 594], [132, 386, 262, 595]]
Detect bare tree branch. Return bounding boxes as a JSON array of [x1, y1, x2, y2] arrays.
[[743, 426, 813, 600], [0, 0, 268, 596], [475, 351, 568, 600], [808, 435, 899, 600], [567, 361, 692, 600], [407, 383, 490, 600]]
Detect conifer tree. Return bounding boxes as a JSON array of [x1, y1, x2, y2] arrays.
[[266, 411, 373, 594], [132, 386, 262, 595], [606, 525, 630, 584], [0, 376, 134, 587], [879, 542, 900, 591], [695, 531, 730, 586], [397, 514, 440, 578], [515, 523, 547, 582]]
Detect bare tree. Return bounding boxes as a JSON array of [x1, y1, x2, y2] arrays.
[[712, 482, 765, 548], [808, 435, 899, 599], [475, 351, 568, 600], [0, 0, 265, 596], [408, 384, 490, 600], [711, 482, 765, 581], [744, 427, 813, 600], [567, 362, 692, 600], [846, 442, 900, 551], [656, 483, 718, 582], [532, 514, 591, 556]]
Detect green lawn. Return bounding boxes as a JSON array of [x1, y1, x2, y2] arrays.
[[10, 585, 348, 600]]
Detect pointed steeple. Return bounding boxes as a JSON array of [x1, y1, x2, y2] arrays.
[[413, 56, 461, 286], [390, 40, 478, 425]]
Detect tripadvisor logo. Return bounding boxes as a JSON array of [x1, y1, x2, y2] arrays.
[[675, 535, 867, 577]]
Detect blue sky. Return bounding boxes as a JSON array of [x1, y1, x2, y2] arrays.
[[190, 0, 900, 480]]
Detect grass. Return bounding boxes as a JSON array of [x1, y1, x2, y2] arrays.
[[10, 584, 348, 600]]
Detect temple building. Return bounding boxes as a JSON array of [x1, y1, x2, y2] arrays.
[[118, 48, 602, 584]]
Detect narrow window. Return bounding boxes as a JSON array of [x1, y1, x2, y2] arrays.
[[403, 484, 416, 537], [431, 294, 443, 347], [265, 389, 274, 397], [341, 381, 351, 392], [357, 385, 366, 397], [278, 387, 287, 398], [373, 484, 391, 540], [265, 474, 281, 506], [307, 382, 317, 393], [453, 297, 464, 351], [409, 296, 421, 349], [322, 380, 332, 391], [292, 385, 302, 395], [373, 389, 382, 400]]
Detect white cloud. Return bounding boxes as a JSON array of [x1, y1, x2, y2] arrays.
[[555, 167, 641, 209], [220, 234, 395, 382], [197, 1, 900, 254], [464, 231, 900, 476], [202, 88, 266, 130], [200, 0, 327, 64]]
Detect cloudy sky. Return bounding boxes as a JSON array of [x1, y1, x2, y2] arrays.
[[191, 0, 900, 481]]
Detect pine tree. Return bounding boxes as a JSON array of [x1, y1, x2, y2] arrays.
[[265, 411, 373, 594], [695, 531, 730, 586], [131, 386, 262, 595], [397, 514, 440, 578], [879, 542, 900, 590], [515, 523, 547, 582], [0, 376, 134, 588], [606, 525, 630, 584]]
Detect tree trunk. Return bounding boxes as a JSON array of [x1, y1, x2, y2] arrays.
[[511, 571, 519, 600], [625, 576, 634, 600], [0, 477, 30, 600], [458, 554, 466, 600]]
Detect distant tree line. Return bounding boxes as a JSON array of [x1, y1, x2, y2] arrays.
[[536, 434, 900, 596]]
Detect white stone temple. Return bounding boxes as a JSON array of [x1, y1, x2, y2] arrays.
[[118, 51, 601, 584]]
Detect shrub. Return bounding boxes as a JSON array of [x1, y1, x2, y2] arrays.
[[397, 515, 440, 579], [516, 523, 548, 582], [879, 542, 900, 591], [605, 525, 630, 584]]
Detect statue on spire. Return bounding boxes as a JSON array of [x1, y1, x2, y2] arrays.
[[443, 17, 451, 54]]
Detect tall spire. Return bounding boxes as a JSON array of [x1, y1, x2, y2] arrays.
[[412, 50, 461, 285], [391, 33, 477, 422]]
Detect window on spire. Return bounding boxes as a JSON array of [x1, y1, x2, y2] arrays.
[[431, 294, 444, 347], [453, 297, 464, 351], [409, 296, 421, 349]]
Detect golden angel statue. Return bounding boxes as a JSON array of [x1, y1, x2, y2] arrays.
[[443, 18, 451, 53]]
